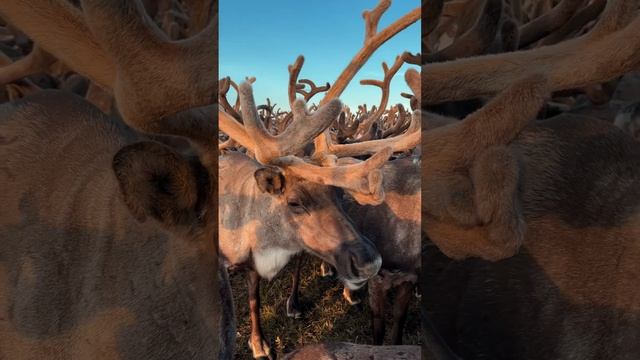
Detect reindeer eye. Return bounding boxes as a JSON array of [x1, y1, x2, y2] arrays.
[[287, 199, 308, 215]]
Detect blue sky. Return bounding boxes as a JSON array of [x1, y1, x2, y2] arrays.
[[219, 1, 420, 110]]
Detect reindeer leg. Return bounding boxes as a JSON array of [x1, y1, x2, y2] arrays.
[[390, 281, 414, 345], [286, 253, 304, 319], [368, 275, 387, 345], [247, 269, 274, 360]]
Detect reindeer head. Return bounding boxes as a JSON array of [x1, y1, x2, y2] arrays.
[[219, 82, 393, 286]]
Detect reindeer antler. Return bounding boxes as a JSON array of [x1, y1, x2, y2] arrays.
[[358, 54, 406, 131], [423, 0, 640, 104], [323, 110, 420, 157], [313, 0, 420, 154], [0, 44, 57, 86], [0, 0, 218, 149], [425, 0, 503, 63], [297, 79, 330, 102], [518, 0, 586, 48], [219, 76, 242, 121], [237, 82, 341, 164], [219, 82, 393, 202]]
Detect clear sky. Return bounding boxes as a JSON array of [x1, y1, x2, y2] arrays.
[[219, 1, 420, 110]]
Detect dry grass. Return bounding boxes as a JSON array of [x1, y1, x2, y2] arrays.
[[230, 255, 421, 359]]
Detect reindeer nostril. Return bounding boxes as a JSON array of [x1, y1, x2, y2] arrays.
[[360, 254, 382, 278]]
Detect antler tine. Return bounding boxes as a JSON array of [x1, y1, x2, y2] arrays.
[[425, 0, 503, 63], [424, 0, 445, 38], [363, 0, 391, 42], [336, 111, 360, 142], [283, 56, 331, 135], [0, 1, 115, 87], [274, 147, 394, 205], [279, 55, 305, 129], [402, 51, 421, 65], [459, 74, 549, 154], [297, 79, 330, 102], [219, 76, 243, 121], [218, 107, 255, 150], [5, 79, 42, 101], [423, 0, 640, 104], [499, 17, 520, 52], [313, 1, 420, 154], [425, 74, 548, 151], [218, 137, 237, 151], [326, 110, 421, 157], [182, 0, 215, 36], [405, 68, 420, 104], [288, 55, 304, 108], [319, 3, 419, 106], [538, 0, 607, 46], [589, 0, 639, 38], [355, 55, 406, 138], [237, 82, 342, 164], [397, 104, 412, 133], [80, 0, 216, 124], [518, 0, 585, 48], [382, 104, 409, 138], [0, 44, 56, 86]]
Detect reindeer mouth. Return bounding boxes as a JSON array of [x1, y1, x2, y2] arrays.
[[344, 279, 368, 290]]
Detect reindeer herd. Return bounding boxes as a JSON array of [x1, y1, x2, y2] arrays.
[[0, 0, 639, 359]]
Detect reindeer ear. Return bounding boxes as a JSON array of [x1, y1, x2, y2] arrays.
[[113, 141, 204, 228], [254, 167, 285, 195]]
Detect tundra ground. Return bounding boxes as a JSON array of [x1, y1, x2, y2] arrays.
[[230, 255, 421, 358]]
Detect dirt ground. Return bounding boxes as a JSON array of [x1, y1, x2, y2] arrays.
[[230, 254, 421, 359]]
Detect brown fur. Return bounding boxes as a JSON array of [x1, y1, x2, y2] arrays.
[[345, 158, 421, 345], [421, 81, 640, 359], [0, 91, 232, 359]]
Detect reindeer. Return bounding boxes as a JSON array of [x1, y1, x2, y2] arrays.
[[418, 0, 640, 358], [287, 98, 422, 348], [0, 1, 236, 359], [218, 82, 395, 359]]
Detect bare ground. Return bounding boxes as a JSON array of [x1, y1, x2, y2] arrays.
[[230, 254, 421, 359]]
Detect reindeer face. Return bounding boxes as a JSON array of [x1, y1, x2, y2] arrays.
[[253, 167, 381, 287]]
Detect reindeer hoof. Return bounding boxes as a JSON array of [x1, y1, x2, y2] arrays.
[[343, 287, 361, 305], [286, 296, 303, 319], [320, 262, 334, 277], [248, 337, 274, 360]]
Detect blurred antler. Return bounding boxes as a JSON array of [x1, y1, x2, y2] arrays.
[[314, 0, 420, 154]]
